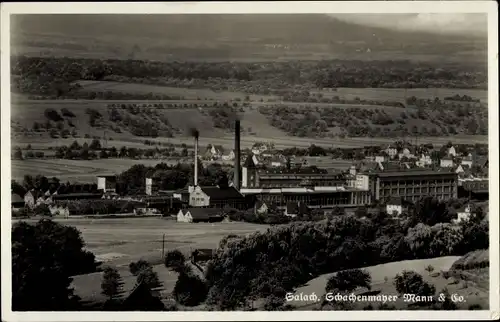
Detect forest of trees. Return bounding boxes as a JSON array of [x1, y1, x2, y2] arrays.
[[204, 205, 488, 310], [11, 56, 487, 100]]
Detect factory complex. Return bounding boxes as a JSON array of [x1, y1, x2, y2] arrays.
[[12, 120, 488, 222]]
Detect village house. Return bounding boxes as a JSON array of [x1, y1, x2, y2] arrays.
[[440, 156, 454, 168], [251, 143, 268, 155], [254, 200, 269, 215], [398, 147, 415, 160], [187, 185, 247, 209], [384, 145, 398, 159], [448, 146, 457, 157], [203, 145, 224, 161], [23, 190, 51, 209], [461, 155, 474, 168], [385, 197, 407, 217], [48, 204, 70, 217], [269, 154, 287, 168], [416, 154, 433, 168], [221, 149, 235, 161], [453, 204, 475, 224], [455, 164, 465, 174], [177, 208, 224, 223]]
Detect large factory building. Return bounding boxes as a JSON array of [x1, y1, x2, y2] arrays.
[[370, 169, 458, 202], [239, 151, 372, 209], [175, 119, 460, 214]]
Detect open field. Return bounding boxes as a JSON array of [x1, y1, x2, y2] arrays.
[[76, 80, 278, 101], [15, 217, 269, 268], [289, 256, 489, 310], [23, 80, 488, 104], [13, 217, 269, 305], [10, 158, 187, 182], [315, 87, 488, 103]]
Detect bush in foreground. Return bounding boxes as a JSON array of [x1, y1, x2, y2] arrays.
[[393, 270, 436, 302], [173, 271, 208, 307]]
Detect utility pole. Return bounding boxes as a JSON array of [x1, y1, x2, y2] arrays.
[[161, 233, 165, 259]]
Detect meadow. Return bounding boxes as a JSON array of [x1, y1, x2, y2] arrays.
[[13, 217, 269, 305], [11, 158, 183, 182]]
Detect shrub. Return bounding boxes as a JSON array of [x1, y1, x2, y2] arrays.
[[137, 266, 162, 290], [164, 250, 187, 272], [101, 266, 123, 300], [425, 265, 435, 275], [393, 271, 436, 299], [173, 272, 208, 306], [326, 269, 372, 293], [129, 259, 152, 276], [429, 223, 463, 256]]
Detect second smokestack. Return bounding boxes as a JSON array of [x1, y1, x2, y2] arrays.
[[234, 120, 241, 190], [194, 131, 199, 187]]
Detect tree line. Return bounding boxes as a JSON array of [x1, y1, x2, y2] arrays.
[[204, 201, 488, 310], [11, 56, 487, 100]]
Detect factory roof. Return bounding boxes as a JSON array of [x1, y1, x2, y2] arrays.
[[376, 169, 455, 178], [240, 186, 352, 194], [97, 175, 117, 179], [11, 193, 24, 204], [201, 186, 244, 200], [183, 208, 222, 220], [53, 192, 104, 200], [174, 188, 190, 194]]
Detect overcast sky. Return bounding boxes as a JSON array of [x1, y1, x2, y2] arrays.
[[329, 13, 487, 37]]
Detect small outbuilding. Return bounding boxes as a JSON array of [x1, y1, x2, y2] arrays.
[[177, 208, 224, 223]]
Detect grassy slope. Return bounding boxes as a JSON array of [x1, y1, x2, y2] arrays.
[[11, 98, 488, 151], [289, 255, 489, 310]]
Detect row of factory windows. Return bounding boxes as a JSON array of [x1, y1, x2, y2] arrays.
[[258, 194, 351, 206], [381, 189, 455, 198], [381, 186, 454, 195], [403, 194, 454, 202], [379, 179, 455, 187]]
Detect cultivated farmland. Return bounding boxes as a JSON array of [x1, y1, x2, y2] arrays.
[[10, 158, 187, 182]]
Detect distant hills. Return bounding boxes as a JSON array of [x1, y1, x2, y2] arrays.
[[10, 14, 487, 62]]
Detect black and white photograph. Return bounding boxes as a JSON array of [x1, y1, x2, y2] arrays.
[[1, 1, 499, 321]]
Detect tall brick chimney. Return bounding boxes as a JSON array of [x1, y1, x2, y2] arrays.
[[234, 120, 241, 190]]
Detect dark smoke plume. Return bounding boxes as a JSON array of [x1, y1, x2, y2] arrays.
[[190, 128, 199, 138]]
